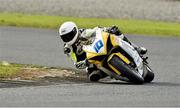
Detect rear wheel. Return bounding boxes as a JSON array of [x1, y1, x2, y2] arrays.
[[109, 55, 144, 84]]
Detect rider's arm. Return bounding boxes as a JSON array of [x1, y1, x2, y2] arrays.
[[103, 26, 132, 44], [80, 27, 99, 39], [64, 43, 77, 63], [81, 26, 123, 39], [82, 26, 130, 44], [64, 43, 87, 69]]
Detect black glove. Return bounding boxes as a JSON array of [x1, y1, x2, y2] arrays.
[[64, 47, 71, 54], [79, 28, 85, 33], [75, 60, 89, 69], [108, 26, 122, 35]]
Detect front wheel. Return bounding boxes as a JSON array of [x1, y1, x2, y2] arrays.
[[108, 55, 144, 84], [143, 64, 154, 83]]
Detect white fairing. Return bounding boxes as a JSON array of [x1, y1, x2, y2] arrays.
[[119, 40, 144, 76], [83, 29, 106, 54]]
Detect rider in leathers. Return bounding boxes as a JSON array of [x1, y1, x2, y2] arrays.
[[59, 21, 147, 81]]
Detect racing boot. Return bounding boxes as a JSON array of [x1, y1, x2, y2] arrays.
[[86, 67, 108, 82], [123, 36, 147, 55], [88, 70, 101, 82], [135, 47, 147, 55]]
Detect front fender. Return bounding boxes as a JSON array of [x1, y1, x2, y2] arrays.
[[119, 40, 144, 76]]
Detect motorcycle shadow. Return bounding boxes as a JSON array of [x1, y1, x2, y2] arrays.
[[0, 80, 45, 88], [98, 78, 137, 85], [99, 79, 180, 87], [0, 76, 89, 88], [145, 82, 180, 87]]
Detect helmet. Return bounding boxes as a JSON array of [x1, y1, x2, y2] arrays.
[[59, 21, 79, 45]]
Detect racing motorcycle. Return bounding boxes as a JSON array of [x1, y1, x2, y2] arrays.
[[82, 29, 154, 83]]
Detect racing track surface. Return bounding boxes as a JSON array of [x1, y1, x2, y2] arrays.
[[0, 26, 180, 107]]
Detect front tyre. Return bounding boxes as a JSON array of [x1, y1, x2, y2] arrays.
[[109, 55, 144, 84], [144, 65, 154, 83]]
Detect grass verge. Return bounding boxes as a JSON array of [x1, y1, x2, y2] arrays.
[[0, 13, 180, 37], [0, 63, 22, 78], [0, 62, 85, 81]]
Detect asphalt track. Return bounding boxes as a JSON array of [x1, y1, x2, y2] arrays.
[[0, 26, 180, 107]]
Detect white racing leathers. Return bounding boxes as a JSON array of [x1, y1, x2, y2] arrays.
[[64, 27, 125, 69]]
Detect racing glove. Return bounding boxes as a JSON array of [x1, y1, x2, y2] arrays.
[[108, 26, 122, 36], [63, 43, 71, 55], [64, 47, 71, 54], [75, 60, 89, 69]]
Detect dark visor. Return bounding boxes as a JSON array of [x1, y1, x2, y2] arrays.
[[61, 27, 77, 42]]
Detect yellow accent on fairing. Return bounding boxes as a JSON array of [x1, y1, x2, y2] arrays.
[[108, 53, 130, 64], [107, 53, 130, 75], [108, 63, 121, 75], [84, 31, 109, 66], [85, 31, 109, 60], [116, 53, 130, 64], [88, 60, 103, 66], [110, 34, 120, 47], [101, 32, 109, 54], [86, 52, 105, 60]]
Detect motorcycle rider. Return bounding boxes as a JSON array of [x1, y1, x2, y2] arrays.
[[59, 21, 147, 82]]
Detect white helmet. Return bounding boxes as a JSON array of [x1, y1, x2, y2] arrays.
[[59, 21, 79, 45]]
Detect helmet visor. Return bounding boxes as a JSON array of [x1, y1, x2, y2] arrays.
[[61, 27, 77, 42]]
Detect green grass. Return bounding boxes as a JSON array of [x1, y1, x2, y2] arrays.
[[0, 62, 82, 80], [0, 13, 180, 37], [0, 63, 22, 78]]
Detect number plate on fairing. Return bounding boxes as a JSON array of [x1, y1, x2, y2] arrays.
[[83, 29, 108, 55]]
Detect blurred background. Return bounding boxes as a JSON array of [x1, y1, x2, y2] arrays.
[[0, 0, 179, 22], [0, 0, 180, 107]]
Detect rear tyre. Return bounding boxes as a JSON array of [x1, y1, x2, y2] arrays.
[[109, 55, 144, 84], [144, 65, 154, 83]]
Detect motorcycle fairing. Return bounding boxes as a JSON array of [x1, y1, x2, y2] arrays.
[[83, 29, 131, 75], [83, 29, 109, 60], [105, 32, 144, 76], [119, 40, 144, 76]]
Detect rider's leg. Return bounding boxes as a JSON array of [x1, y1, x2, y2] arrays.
[[86, 65, 108, 82], [123, 36, 147, 55], [107, 25, 147, 55]]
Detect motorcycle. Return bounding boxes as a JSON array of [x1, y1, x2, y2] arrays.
[[82, 29, 154, 83]]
